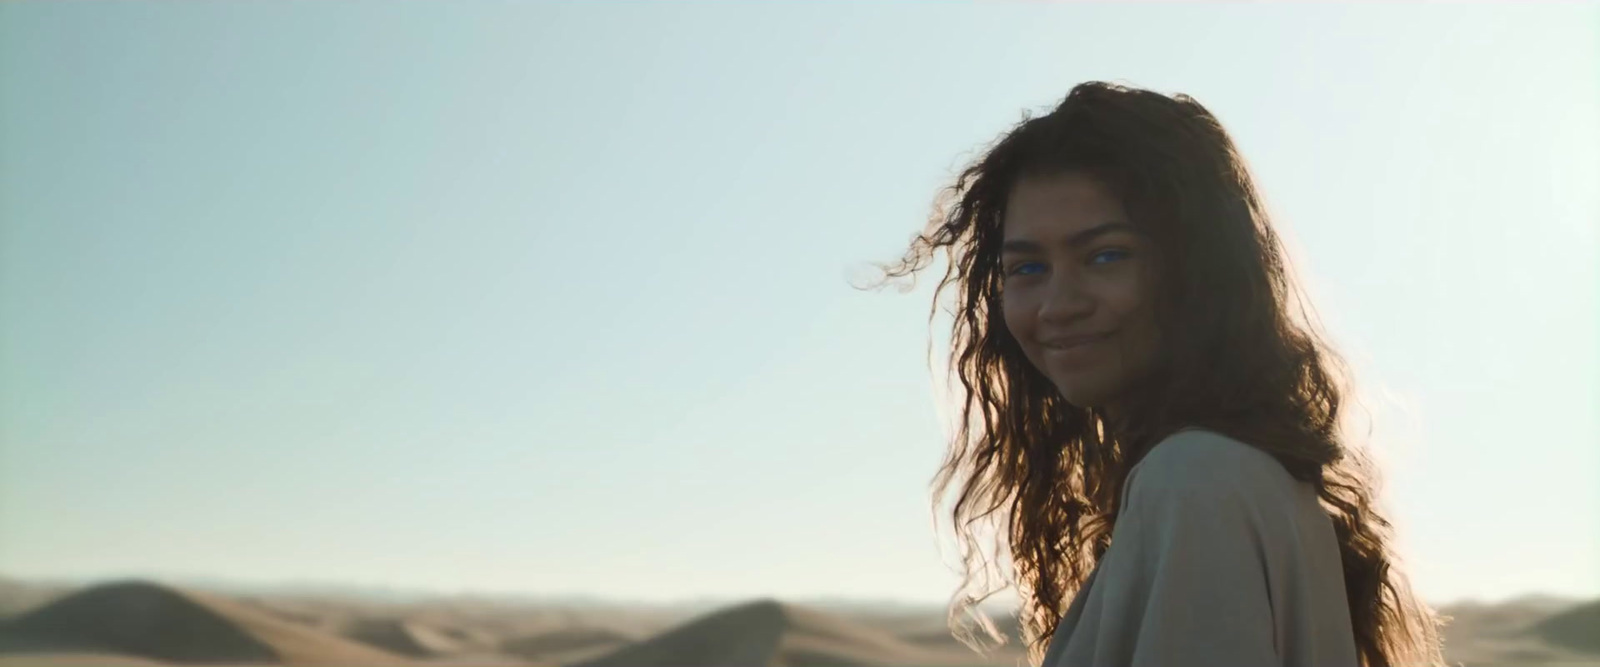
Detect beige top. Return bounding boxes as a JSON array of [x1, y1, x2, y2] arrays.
[[1041, 428, 1360, 667]]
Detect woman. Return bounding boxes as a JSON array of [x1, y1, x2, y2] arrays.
[[873, 82, 1448, 666]]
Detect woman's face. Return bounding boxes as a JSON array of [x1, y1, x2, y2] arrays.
[[999, 171, 1162, 410]]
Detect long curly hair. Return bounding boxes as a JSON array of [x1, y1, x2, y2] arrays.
[[869, 81, 1447, 667]]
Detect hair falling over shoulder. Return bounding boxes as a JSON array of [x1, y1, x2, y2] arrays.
[[861, 81, 1449, 667]]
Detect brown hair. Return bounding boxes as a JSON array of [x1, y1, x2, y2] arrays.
[[868, 81, 1446, 667]]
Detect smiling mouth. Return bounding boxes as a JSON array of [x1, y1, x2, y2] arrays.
[[1042, 333, 1111, 351]]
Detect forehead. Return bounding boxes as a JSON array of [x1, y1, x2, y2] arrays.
[[1001, 172, 1129, 238]]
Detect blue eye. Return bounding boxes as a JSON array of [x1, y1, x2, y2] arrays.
[[1008, 262, 1044, 276], [1090, 249, 1130, 264]]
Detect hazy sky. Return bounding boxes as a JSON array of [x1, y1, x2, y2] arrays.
[[2, 2, 1595, 607]]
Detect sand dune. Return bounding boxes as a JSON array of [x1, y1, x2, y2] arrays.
[[0, 576, 1594, 667], [568, 598, 1004, 667], [0, 652, 165, 666], [415, 652, 536, 666], [342, 617, 481, 658], [889, 612, 1025, 655], [1532, 600, 1600, 655], [499, 625, 635, 664], [235, 597, 351, 634], [0, 580, 411, 666], [0, 578, 68, 621], [1436, 597, 1600, 667]]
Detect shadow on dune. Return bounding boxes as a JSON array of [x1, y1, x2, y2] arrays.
[[341, 617, 496, 659], [568, 598, 1002, 667], [499, 625, 635, 664], [0, 580, 410, 666], [1531, 600, 1600, 655]]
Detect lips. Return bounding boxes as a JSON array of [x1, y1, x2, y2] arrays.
[[1041, 333, 1111, 350]]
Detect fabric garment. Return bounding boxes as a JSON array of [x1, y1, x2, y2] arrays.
[[1040, 428, 1361, 667]]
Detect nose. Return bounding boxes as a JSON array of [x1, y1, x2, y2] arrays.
[[1038, 273, 1094, 326]]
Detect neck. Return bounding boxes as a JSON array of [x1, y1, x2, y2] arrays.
[[1097, 401, 1134, 437]]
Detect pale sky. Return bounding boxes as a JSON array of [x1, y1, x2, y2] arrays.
[[1, 2, 1595, 607]]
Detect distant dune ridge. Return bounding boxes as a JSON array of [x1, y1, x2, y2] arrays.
[[0, 653, 165, 666], [0, 576, 1595, 666], [0, 580, 408, 666], [1434, 597, 1600, 667], [341, 617, 482, 658], [1532, 600, 1600, 655], [499, 626, 636, 665], [566, 598, 1010, 667], [0, 576, 68, 620]]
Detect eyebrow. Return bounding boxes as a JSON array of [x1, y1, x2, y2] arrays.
[[1000, 221, 1139, 255]]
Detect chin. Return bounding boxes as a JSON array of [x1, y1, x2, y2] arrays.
[[1052, 377, 1119, 409]]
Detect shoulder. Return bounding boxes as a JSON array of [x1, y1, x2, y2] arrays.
[[1123, 428, 1300, 511]]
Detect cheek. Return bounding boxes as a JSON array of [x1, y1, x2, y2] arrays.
[[1101, 269, 1156, 324], [1106, 273, 1162, 357]]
